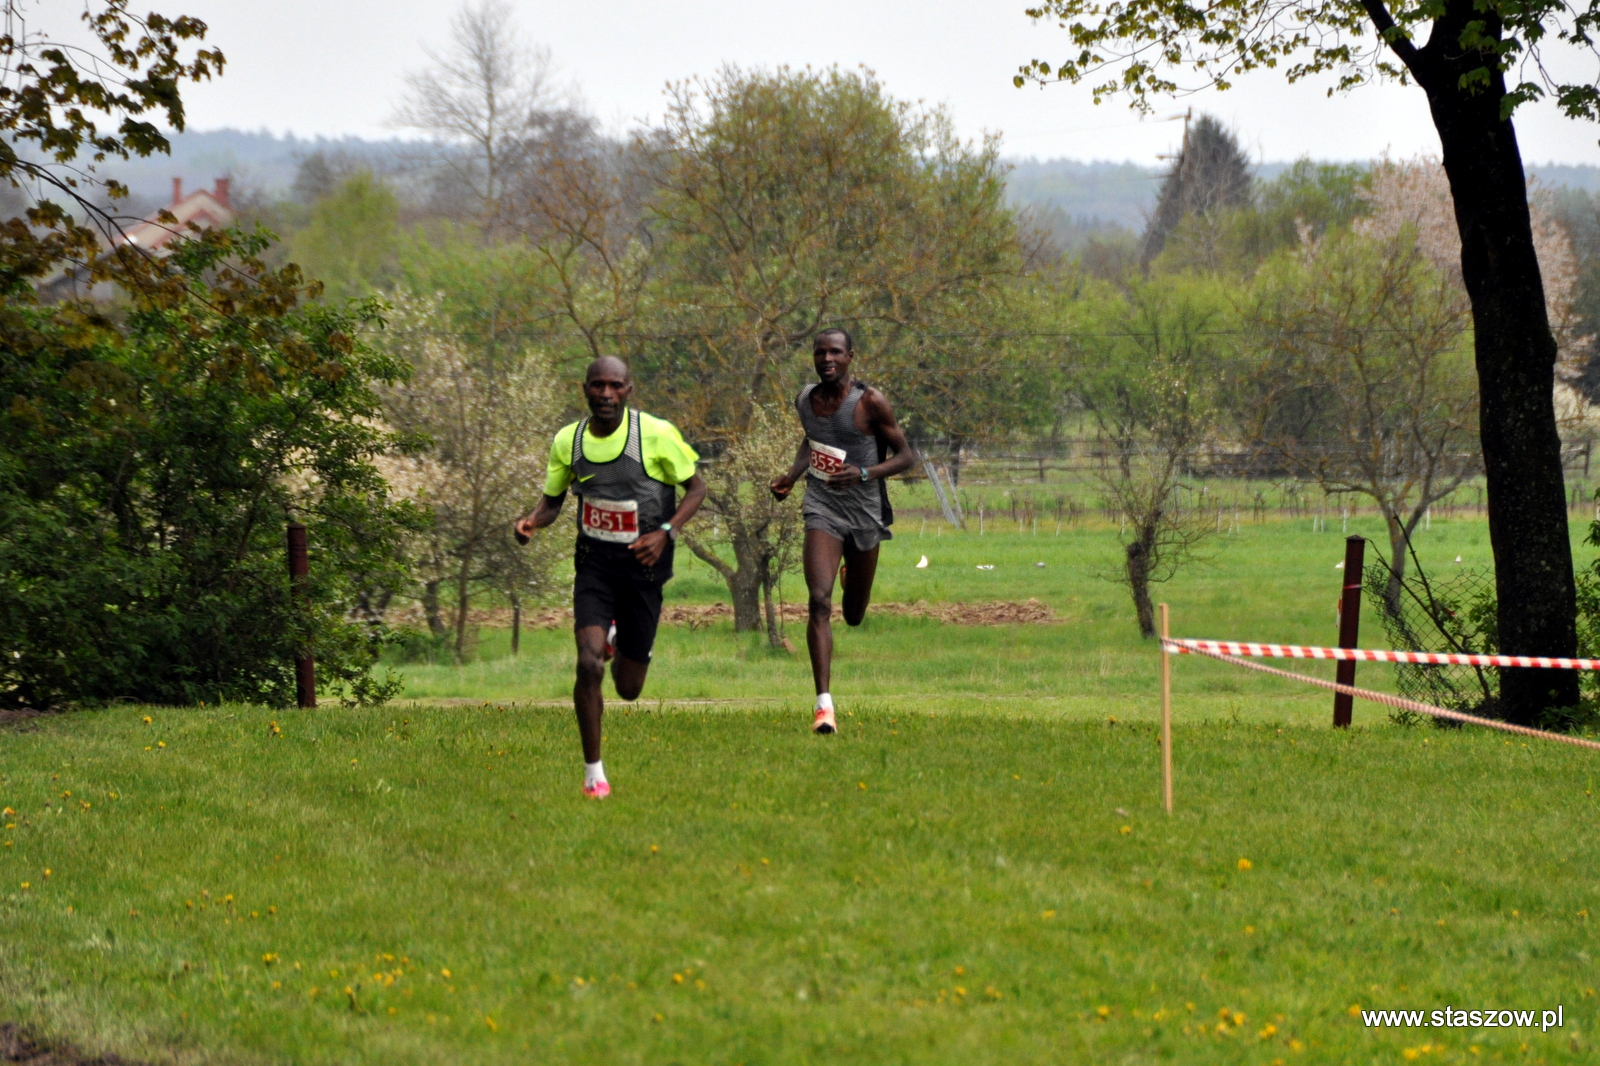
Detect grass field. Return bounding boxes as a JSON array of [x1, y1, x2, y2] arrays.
[[2, 515, 1598, 1064]]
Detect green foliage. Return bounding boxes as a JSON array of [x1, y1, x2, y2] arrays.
[[286, 172, 402, 300], [0, 1, 222, 295], [642, 66, 1032, 444], [1153, 160, 1373, 278], [0, 228, 422, 709], [1018, 0, 1600, 121]]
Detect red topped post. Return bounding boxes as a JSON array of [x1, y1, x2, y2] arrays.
[[1334, 535, 1365, 727]]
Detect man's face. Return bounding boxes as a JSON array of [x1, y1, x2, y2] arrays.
[[583, 367, 633, 421], [813, 335, 853, 383]]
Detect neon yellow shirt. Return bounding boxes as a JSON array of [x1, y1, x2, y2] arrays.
[[543, 408, 700, 497]]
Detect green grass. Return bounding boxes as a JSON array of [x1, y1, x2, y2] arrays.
[[2, 513, 1598, 1063], [2, 705, 1597, 1063]]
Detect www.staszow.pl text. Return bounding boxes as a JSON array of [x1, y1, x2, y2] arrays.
[[1363, 1008, 1564, 1032]]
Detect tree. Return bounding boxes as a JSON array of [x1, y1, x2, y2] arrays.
[[1074, 275, 1230, 636], [0, 229, 420, 708], [683, 404, 806, 647], [631, 67, 1030, 624], [391, 0, 567, 229], [1019, 0, 1599, 720], [1240, 229, 1480, 610], [286, 171, 401, 299], [377, 286, 564, 663], [0, 1, 220, 294], [1139, 114, 1253, 270]]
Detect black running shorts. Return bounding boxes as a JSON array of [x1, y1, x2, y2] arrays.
[[572, 560, 665, 663]]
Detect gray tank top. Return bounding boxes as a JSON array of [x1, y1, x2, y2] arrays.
[[796, 381, 879, 475], [571, 408, 676, 545]]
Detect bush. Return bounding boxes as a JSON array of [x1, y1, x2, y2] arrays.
[[0, 228, 424, 708]]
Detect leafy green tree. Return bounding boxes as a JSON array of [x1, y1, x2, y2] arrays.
[[1239, 230, 1479, 610], [287, 172, 401, 300], [0, 1, 220, 294], [0, 230, 421, 708], [1072, 274, 1233, 636], [1019, 0, 1598, 720], [629, 67, 1032, 625]]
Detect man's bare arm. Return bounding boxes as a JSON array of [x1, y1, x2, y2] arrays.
[[824, 388, 916, 486], [514, 493, 566, 543], [770, 437, 810, 499]]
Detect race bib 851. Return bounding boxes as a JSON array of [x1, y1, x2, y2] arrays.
[[807, 440, 847, 479], [580, 497, 639, 543]]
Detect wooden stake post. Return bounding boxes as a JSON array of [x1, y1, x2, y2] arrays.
[[1333, 536, 1365, 728], [1159, 602, 1173, 813], [287, 522, 317, 709]]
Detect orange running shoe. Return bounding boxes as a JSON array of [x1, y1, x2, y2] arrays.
[[812, 707, 837, 734], [583, 780, 611, 799]]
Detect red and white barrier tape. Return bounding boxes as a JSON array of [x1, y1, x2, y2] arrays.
[[1162, 639, 1600, 752], [1164, 637, 1600, 672]]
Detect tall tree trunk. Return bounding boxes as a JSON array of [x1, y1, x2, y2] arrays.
[[685, 530, 764, 632], [1398, 1, 1579, 721], [454, 548, 474, 664], [1126, 525, 1158, 639], [422, 580, 447, 638], [761, 559, 782, 649]]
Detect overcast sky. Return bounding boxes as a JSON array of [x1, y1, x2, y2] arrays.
[[61, 0, 1600, 164]]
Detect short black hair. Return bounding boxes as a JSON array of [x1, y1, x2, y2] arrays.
[[815, 327, 854, 352]]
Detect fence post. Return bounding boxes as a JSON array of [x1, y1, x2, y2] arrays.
[[1159, 602, 1173, 813], [286, 522, 317, 709], [1333, 535, 1365, 727]]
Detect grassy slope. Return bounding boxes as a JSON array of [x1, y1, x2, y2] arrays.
[[2, 514, 1597, 1064], [2, 707, 1596, 1064]]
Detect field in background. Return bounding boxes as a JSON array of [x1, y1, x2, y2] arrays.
[[398, 513, 1554, 724]]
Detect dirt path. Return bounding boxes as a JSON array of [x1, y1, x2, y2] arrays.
[[388, 598, 1057, 630], [0, 1024, 145, 1066]]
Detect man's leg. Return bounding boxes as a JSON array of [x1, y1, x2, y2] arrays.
[[572, 565, 619, 798], [803, 528, 845, 732], [841, 542, 880, 626], [574, 625, 609, 772]]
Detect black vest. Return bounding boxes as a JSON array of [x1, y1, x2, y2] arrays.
[[571, 408, 678, 580]]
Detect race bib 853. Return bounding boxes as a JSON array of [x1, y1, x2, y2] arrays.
[[807, 440, 847, 479], [580, 497, 639, 543]]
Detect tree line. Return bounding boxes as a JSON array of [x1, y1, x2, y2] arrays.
[[4, 1, 1600, 723]]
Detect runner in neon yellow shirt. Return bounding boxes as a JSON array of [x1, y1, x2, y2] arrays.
[[515, 356, 707, 798]]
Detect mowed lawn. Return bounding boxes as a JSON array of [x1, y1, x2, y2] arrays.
[[1, 515, 1598, 1064]]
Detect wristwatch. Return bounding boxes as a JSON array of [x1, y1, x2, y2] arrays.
[[859, 466, 872, 483], [660, 521, 678, 541]]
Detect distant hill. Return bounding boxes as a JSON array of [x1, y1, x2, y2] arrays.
[[91, 129, 1600, 237]]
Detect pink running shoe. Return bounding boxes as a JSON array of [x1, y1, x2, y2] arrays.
[[583, 780, 611, 800], [812, 707, 837, 734]]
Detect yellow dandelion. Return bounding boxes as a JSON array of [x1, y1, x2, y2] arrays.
[[653, 1013, 664, 1023], [440, 968, 451, 979], [954, 966, 965, 975], [650, 845, 659, 854], [157, 741, 166, 749], [1042, 909, 1056, 920], [42, 869, 51, 878], [1244, 925, 1256, 935], [858, 782, 866, 790], [262, 953, 279, 965], [1237, 858, 1252, 871], [20, 881, 29, 889], [1348, 1004, 1362, 1016], [484, 1016, 497, 1031], [1258, 1023, 1277, 1039], [142, 716, 152, 724], [673, 973, 684, 984], [1096, 1005, 1111, 1018]]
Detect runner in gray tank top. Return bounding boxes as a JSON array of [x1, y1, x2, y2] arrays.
[[770, 328, 916, 734]]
